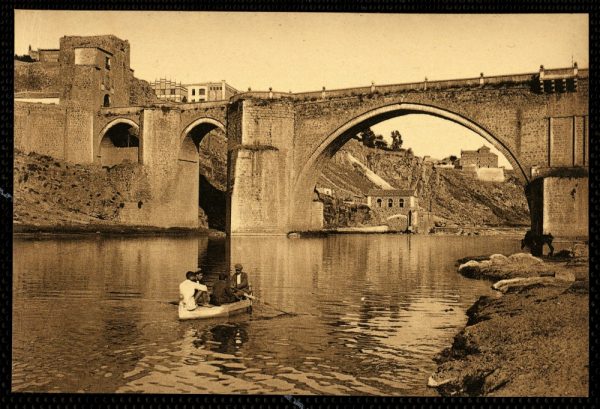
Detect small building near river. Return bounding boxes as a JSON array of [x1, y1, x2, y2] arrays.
[[366, 189, 419, 232]]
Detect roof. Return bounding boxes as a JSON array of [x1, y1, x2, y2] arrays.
[[461, 145, 494, 155], [367, 189, 416, 197]]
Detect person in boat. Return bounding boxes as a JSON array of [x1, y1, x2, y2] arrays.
[[230, 263, 250, 299], [210, 272, 238, 306], [179, 270, 209, 311]]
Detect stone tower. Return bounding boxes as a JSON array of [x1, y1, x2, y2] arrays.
[[58, 35, 133, 109]]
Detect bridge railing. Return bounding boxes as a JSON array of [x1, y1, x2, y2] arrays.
[[100, 99, 230, 114], [230, 67, 588, 102]]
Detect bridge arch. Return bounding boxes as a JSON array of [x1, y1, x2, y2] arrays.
[[178, 117, 227, 231], [97, 118, 140, 167], [179, 117, 226, 161], [291, 102, 528, 231]]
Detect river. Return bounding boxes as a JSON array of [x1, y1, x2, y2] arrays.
[[12, 234, 523, 395]]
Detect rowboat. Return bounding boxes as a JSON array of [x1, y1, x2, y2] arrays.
[[178, 299, 253, 320]]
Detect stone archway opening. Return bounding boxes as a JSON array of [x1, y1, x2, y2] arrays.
[[99, 121, 140, 167], [296, 103, 530, 232], [179, 118, 227, 231]]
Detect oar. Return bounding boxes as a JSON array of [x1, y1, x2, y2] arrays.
[[242, 293, 298, 316]]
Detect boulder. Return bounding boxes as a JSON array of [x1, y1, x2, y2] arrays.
[[554, 271, 576, 282], [458, 260, 483, 278], [427, 375, 455, 388], [492, 276, 561, 293], [572, 243, 588, 258], [507, 253, 543, 265], [489, 254, 509, 266]]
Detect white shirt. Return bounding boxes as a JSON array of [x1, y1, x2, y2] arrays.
[[179, 279, 208, 311]]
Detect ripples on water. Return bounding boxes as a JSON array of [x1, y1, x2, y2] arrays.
[[13, 234, 523, 395]]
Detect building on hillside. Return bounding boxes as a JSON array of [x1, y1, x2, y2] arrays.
[[186, 81, 238, 102], [456, 145, 505, 181], [28, 45, 60, 63], [150, 79, 188, 103], [366, 189, 419, 232], [457, 145, 498, 168], [315, 187, 334, 197]]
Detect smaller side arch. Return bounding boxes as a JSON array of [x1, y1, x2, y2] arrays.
[[97, 118, 140, 166], [178, 117, 227, 162], [180, 117, 226, 146], [98, 118, 140, 142]]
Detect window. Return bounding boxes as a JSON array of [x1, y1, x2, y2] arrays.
[[103, 94, 111, 107], [388, 198, 393, 208], [171, 89, 176, 95], [105, 56, 111, 70], [399, 198, 405, 208], [199, 88, 206, 95], [376, 198, 382, 207], [192, 89, 196, 96]]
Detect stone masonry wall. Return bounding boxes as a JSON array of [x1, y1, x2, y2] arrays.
[[15, 103, 66, 159], [227, 99, 296, 235], [15, 102, 95, 164], [542, 177, 588, 238]]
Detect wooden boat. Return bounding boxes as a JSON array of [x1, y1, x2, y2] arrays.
[[178, 299, 253, 320]]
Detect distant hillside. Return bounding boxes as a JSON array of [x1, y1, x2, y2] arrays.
[[317, 139, 530, 228]]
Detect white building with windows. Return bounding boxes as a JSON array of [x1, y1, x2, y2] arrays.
[[186, 80, 238, 102], [366, 189, 419, 231]]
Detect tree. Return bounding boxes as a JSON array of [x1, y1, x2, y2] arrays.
[[449, 155, 458, 163], [374, 134, 388, 149], [390, 130, 403, 151], [358, 127, 377, 148]]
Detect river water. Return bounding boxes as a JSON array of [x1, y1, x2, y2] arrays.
[[13, 234, 523, 395]]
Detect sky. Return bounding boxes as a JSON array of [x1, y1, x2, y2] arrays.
[[15, 11, 588, 167]]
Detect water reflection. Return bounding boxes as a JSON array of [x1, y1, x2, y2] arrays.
[[13, 234, 523, 394]]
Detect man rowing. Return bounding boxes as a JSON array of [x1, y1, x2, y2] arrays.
[[230, 263, 250, 299], [179, 269, 210, 311]]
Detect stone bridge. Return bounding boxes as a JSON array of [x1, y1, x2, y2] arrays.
[[14, 65, 589, 237], [227, 67, 588, 236]]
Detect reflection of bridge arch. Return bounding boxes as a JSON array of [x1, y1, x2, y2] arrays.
[[97, 118, 140, 167]]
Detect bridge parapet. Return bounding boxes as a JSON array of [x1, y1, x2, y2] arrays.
[[230, 67, 588, 103], [100, 106, 143, 116]]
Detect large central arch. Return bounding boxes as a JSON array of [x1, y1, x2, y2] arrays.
[[291, 102, 528, 231]]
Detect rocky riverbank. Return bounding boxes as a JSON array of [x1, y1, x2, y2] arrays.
[[429, 246, 589, 396]]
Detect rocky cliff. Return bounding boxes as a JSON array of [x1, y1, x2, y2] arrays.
[[318, 139, 530, 228]]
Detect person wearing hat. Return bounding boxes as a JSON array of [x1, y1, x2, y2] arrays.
[[230, 263, 250, 299], [210, 272, 237, 306], [179, 269, 209, 311]]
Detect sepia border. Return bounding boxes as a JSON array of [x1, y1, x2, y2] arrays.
[[1, 0, 597, 408]]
